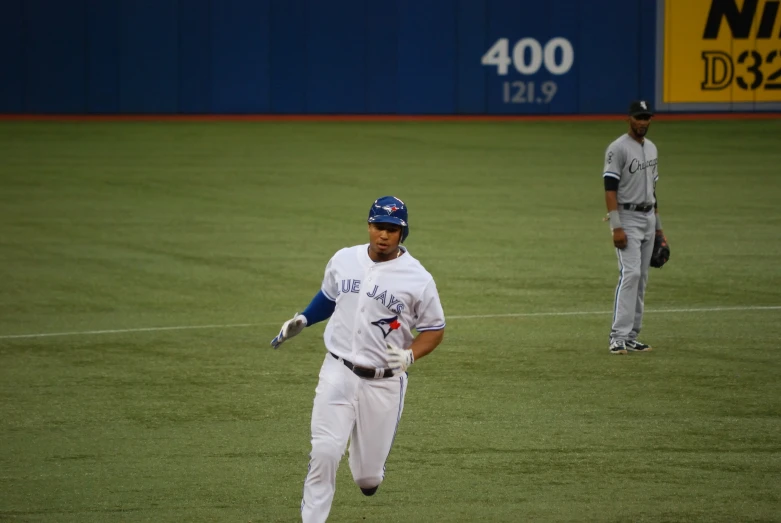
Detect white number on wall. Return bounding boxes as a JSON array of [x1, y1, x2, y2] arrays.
[[482, 37, 574, 76], [512, 38, 543, 75], [480, 38, 513, 76], [543, 37, 574, 75]]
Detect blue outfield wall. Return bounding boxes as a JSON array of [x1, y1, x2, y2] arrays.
[[0, 0, 658, 115]]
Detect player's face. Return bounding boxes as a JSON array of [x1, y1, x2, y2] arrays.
[[368, 223, 402, 258], [630, 115, 652, 138]]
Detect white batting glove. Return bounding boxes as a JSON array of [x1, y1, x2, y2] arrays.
[[386, 343, 414, 375], [270, 312, 307, 349]]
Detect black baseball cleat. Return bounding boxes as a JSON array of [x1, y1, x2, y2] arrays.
[[360, 486, 378, 496], [626, 340, 652, 352], [609, 340, 628, 355]]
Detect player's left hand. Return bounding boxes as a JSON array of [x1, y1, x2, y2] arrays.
[[270, 312, 307, 349], [386, 343, 414, 375]]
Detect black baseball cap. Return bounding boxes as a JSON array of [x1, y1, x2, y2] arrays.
[[629, 100, 653, 117]]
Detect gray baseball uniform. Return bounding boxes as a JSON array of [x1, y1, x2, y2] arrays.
[[603, 134, 659, 343]]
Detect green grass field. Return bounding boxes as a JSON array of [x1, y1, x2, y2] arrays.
[[1, 118, 780, 523]]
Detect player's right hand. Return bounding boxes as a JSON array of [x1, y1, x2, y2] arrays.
[[612, 228, 627, 250], [270, 312, 307, 349]]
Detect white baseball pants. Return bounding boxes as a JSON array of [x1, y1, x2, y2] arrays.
[[301, 352, 407, 523]]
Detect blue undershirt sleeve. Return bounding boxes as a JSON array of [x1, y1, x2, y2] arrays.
[[301, 290, 336, 326]]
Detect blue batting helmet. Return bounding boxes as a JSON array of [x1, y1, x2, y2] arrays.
[[367, 196, 409, 243]]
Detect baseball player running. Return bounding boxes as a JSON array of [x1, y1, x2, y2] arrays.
[[271, 196, 446, 523], [603, 100, 669, 355]]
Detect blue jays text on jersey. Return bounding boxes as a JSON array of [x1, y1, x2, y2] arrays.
[[337, 279, 405, 314]]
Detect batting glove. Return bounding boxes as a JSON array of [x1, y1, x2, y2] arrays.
[[386, 343, 414, 375], [270, 312, 307, 349]]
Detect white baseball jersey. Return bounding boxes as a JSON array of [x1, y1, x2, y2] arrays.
[[320, 244, 445, 368]]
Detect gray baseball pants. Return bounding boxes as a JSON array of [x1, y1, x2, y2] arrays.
[[610, 209, 655, 343]]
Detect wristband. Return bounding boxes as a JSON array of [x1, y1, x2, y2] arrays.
[[608, 210, 622, 230]]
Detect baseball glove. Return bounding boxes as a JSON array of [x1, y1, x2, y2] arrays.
[[650, 233, 670, 268]]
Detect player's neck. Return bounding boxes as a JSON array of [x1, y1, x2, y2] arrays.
[[368, 246, 403, 263], [628, 130, 645, 144]]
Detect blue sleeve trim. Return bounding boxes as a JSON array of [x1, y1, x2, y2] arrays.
[[416, 323, 446, 332], [302, 290, 336, 326]]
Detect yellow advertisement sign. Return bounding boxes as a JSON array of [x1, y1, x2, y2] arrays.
[[662, 0, 781, 105]]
